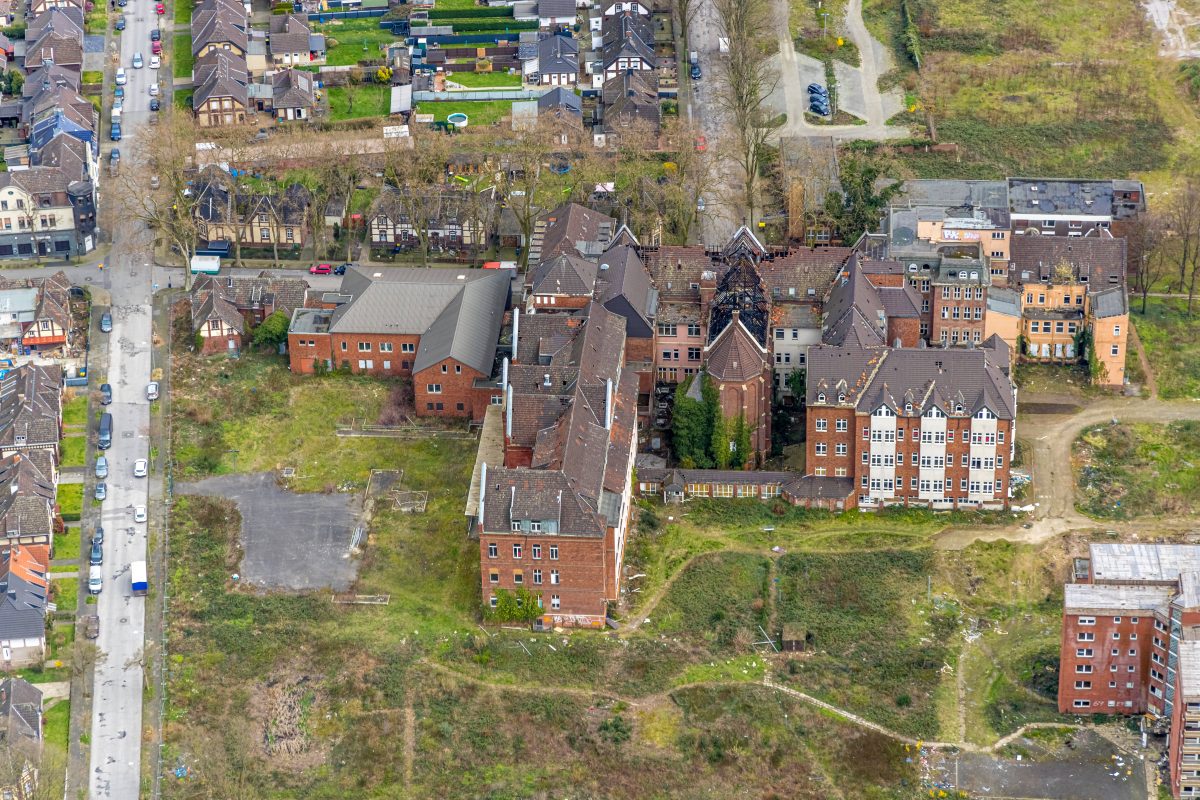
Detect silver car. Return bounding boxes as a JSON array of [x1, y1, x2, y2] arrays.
[[146, 381, 159, 401]]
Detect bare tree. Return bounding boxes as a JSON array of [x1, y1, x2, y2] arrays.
[[674, 0, 703, 57], [381, 130, 451, 265], [1127, 212, 1167, 314], [117, 115, 202, 287], [1164, 176, 1200, 295], [713, 0, 783, 225], [0, 732, 67, 799], [486, 128, 562, 271]]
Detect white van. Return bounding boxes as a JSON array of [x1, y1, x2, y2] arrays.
[[88, 565, 103, 594], [115, 68, 127, 86]]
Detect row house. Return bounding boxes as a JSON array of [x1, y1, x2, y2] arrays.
[[0, 365, 61, 461], [191, 0, 250, 126], [597, 10, 655, 82], [367, 186, 491, 253], [287, 267, 510, 419], [268, 13, 316, 67], [474, 302, 638, 627], [0, 270, 71, 351], [190, 272, 309, 354], [1057, 543, 1200, 798]]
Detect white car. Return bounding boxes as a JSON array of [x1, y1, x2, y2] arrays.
[[133, 458, 148, 478], [149, 55, 160, 69], [132, 52, 143, 69], [149, 82, 159, 96], [145, 381, 159, 401], [133, 505, 147, 523], [115, 68, 127, 85]]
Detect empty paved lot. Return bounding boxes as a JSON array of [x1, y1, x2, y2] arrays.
[[179, 472, 360, 591]]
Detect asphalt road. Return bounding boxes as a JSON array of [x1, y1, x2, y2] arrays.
[[85, 2, 164, 796]]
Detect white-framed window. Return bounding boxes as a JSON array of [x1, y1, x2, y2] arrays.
[[815, 443, 827, 456], [550, 569, 560, 585], [401, 343, 415, 353], [532, 544, 542, 559], [427, 384, 442, 394], [835, 419, 847, 432], [512, 544, 522, 558], [815, 419, 827, 432], [511, 521, 521, 532], [549, 545, 558, 560], [834, 443, 847, 456], [1073, 699, 1090, 708], [551, 594, 560, 610], [488, 543, 497, 558]]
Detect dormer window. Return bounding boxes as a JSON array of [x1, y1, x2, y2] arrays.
[[955, 404, 964, 414], [905, 403, 913, 414], [531, 521, 542, 533], [817, 392, 825, 403], [511, 521, 521, 532], [837, 392, 846, 402]]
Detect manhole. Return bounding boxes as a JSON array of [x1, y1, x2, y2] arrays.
[[120, 617, 128, 624]]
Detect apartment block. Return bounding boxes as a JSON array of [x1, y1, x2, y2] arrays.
[[1058, 543, 1200, 798]]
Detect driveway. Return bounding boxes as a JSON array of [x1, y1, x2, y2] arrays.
[[178, 473, 361, 591]]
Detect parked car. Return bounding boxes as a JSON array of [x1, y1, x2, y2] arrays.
[[100, 312, 112, 332], [82, 614, 100, 638], [88, 566, 102, 595], [92, 526, 104, 546], [110, 122, 121, 141], [115, 14, 125, 30], [94, 456, 108, 479], [132, 52, 143, 69], [94, 482, 107, 501], [115, 68, 126, 85], [150, 175, 160, 190], [155, 2, 164, 13], [133, 506, 147, 523], [334, 263, 354, 275], [149, 97, 160, 111], [690, 64, 701, 80], [809, 102, 830, 116], [309, 263, 332, 275], [807, 82, 828, 95], [145, 381, 159, 401], [149, 55, 160, 69], [133, 458, 148, 478], [151, 28, 161, 41], [151, 40, 162, 55], [100, 383, 112, 405], [149, 82, 159, 97], [109, 148, 120, 164], [89, 541, 103, 566], [114, 85, 124, 99]]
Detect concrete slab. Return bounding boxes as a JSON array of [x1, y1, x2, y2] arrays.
[[178, 472, 360, 591], [832, 60, 866, 119]]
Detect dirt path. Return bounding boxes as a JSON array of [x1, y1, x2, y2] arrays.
[[936, 395, 1200, 550], [1129, 319, 1159, 399], [403, 703, 415, 792]]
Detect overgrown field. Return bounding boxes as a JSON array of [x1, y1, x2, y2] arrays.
[[1133, 298, 1200, 399], [1074, 421, 1200, 518], [862, 0, 1188, 178]]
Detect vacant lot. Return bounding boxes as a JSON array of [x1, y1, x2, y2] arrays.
[[1133, 298, 1200, 399], [325, 83, 391, 121], [1075, 421, 1200, 518], [314, 18, 397, 66], [448, 71, 523, 88], [418, 99, 513, 127], [863, 0, 1185, 179]]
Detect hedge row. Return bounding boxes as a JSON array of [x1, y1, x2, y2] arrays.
[[436, 17, 537, 32], [428, 6, 513, 18]]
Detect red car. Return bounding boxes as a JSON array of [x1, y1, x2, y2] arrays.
[[694, 135, 707, 152], [155, 3, 164, 13], [151, 40, 162, 54], [309, 263, 332, 275]]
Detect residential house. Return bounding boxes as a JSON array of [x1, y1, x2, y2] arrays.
[[23, 31, 83, 73], [191, 0, 248, 60], [1055, 543, 1200, 798], [527, 202, 616, 265], [536, 0, 576, 27], [599, 10, 655, 81], [474, 302, 638, 627], [288, 267, 511, 419], [271, 68, 316, 121], [367, 186, 492, 253], [192, 175, 311, 249], [192, 50, 249, 127], [26, 0, 81, 14], [598, 69, 659, 144], [536, 86, 583, 127], [0, 170, 89, 259], [0, 543, 49, 669], [190, 272, 309, 354], [0, 453, 55, 540], [526, 253, 598, 310], [21, 63, 80, 101], [602, 0, 649, 15], [0, 365, 62, 458], [268, 13, 311, 66], [0, 271, 72, 351], [534, 34, 578, 85], [0, 678, 43, 758]]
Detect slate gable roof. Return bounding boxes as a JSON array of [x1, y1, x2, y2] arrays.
[[595, 243, 655, 331], [600, 10, 654, 67], [1009, 234, 1127, 289], [269, 13, 311, 58], [0, 677, 42, 745], [272, 67, 315, 109], [0, 365, 61, 450], [537, 33, 578, 75], [0, 543, 49, 643], [601, 69, 659, 133], [0, 454, 55, 538], [528, 253, 598, 298], [705, 314, 767, 383], [537, 202, 615, 263], [193, 49, 249, 108]]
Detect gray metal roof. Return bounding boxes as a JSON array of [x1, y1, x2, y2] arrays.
[[1090, 543, 1200, 584], [987, 286, 1020, 317], [1090, 286, 1127, 319], [1063, 583, 1172, 613]]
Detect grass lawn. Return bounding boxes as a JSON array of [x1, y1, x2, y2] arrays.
[[863, 0, 1185, 180], [325, 83, 391, 121], [54, 528, 81, 563], [57, 483, 83, 522], [447, 71, 523, 89], [60, 436, 86, 468], [84, 4, 108, 34], [314, 18, 398, 66], [1074, 421, 1200, 518], [174, 89, 194, 111], [1133, 298, 1200, 399], [81, 70, 104, 86], [62, 392, 88, 427], [419, 99, 513, 126], [174, 0, 194, 25], [43, 700, 70, 751], [52, 578, 78, 616], [173, 34, 194, 79], [647, 552, 770, 647]]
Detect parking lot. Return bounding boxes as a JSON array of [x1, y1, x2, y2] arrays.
[[178, 472, 361, 591]]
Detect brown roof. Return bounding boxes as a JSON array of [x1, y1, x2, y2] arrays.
[[192, 0, 248, 56], [25, 7, 83, 42], [601, 69, 659, 134], [191, 272, 310, 333], [642, 245, 716, 302], [0, 271, 71, 337], [537, 202, 616, 263], [1009, 234, 1128, 289], [268, 13, 310, 58], [758, 246, 853, 301], [0, 365, 61, 450], [25, 32, 83, 69], [878, 285, 922, 319], [271, 67, 315, 109], [704, 313, 768, 383], [528, 253, 597, 298], [193, 49, 248, 109]]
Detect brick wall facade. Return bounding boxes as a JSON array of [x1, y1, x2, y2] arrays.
[[479, 531, 612, 625], [930, 283, 988, 346], [414, 357, 498, 420], [1057, 612, 1157, 714]]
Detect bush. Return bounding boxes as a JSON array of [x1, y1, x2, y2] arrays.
[[429, 5, 513, 17]]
